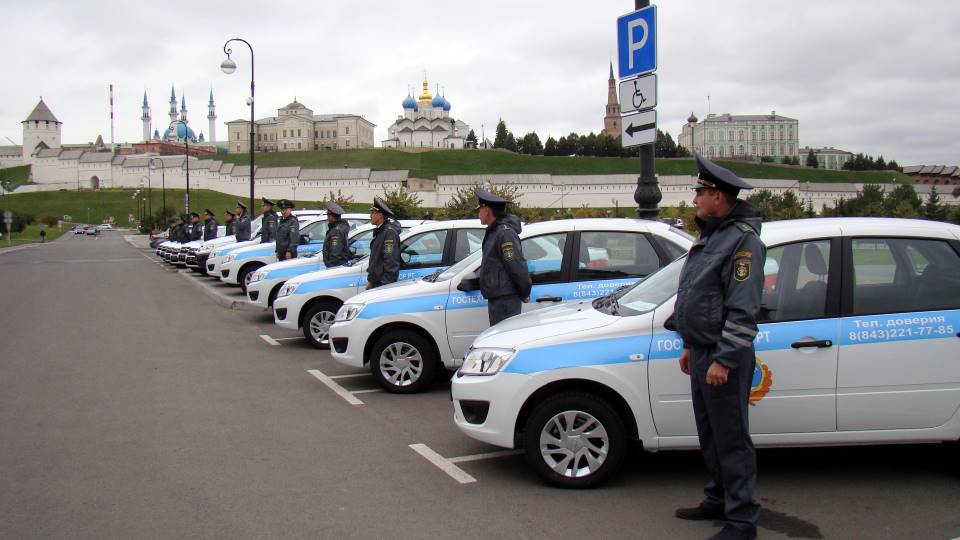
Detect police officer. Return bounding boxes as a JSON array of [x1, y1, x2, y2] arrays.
[[672, 154, 765, 540], [275, 199, 300, 260], [176, 215, 190, 243], [224, 209, 237, 236], [366, 196, 402, 289], [323, 200, 351, 268], [203, 209, 218, 241], [235, 201, 251, 241], [260, 197, 278, 243], [166, 218, 178, 241], [188, 212, 203, 241], [476, 187, 531, 325]]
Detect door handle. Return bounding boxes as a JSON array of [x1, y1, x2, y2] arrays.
[[791, 339, 833, 349], [536, 295, 563, 303]]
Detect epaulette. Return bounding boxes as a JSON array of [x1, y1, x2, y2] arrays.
[[736, 222, 756, 234]]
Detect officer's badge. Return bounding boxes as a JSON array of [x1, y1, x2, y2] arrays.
[[384, 239, 394, 254], [749, 356, 772, 405], [330, 236, 340, 247], [501, 241, 515, 262], [733, 254, 751, 282]]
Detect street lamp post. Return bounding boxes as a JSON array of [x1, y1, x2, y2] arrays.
[[149, 157, 166, 221], [221, 38, 256, 214], [141, 175, 152, 222], [172, 120, 191, 213]]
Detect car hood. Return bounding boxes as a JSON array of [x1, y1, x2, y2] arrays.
[[231, 241, 277, 255], [344, 276, 441, 305], [474, 301, 618, 349], [216, 240, 259, 255], [286, 261, 361, 286], [262, 255, 325, 277], [201, 236, 236, 249]]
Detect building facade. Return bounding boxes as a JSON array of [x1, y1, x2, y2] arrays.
[[21, 98, 62, 161], [679, 111, 799, 162], [903, 165, 960, 185], [226, 100, 374, 154], [799, 146, 853, 170], [601, 63, 620, 137], [382, 78, 470, 149]]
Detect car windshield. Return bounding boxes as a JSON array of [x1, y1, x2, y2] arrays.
[[433, 251, 482, 283], [594, 255, 685, 316]]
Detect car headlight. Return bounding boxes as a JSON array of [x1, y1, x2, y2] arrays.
[[277, 282, 299, 298], [223, 254, 236, 264], [335, 303, 365, 322], [250, 270, 266, 283], [458, 348, 515, 376], [210, 250, 220, 258]]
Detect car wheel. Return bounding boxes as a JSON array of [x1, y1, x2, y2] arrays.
[[369, 331, 438, 394], [302, 301, 340, 349], [238, 264, 261, 294], [524, 392, 626, 489]]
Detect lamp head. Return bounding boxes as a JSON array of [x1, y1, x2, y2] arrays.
[[220, 56, 237, 75]]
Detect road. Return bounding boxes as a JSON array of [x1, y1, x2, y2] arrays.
[[1, 231, 958, 539]]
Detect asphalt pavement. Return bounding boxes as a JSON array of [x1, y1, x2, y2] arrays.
[[1, 231, 958, 539]]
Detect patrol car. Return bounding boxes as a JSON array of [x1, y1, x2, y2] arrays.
[[450, 218, 960, 488], [273, 220, 486, 348], [205, 210, 321, 280], [245, 220, 430, 310], [218, 213, 370, 292], [328, 219, 693, 393]]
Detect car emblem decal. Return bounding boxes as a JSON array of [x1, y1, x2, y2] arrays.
[[749, 356, 772, 405]]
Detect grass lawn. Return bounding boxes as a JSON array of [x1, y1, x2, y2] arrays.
[[0, 165, 32, 191], [0, 223, 67, 247], [205, 149, 912, 184]]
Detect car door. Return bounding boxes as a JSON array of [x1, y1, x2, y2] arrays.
[[648, 237, 842, 437], [397, 229, 450, 281], [837, 236, 960, 430]]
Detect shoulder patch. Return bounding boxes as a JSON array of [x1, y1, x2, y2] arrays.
[[733, 255, 752, 282], [383, 239, 395, 254], [501, 241, 515, 262]]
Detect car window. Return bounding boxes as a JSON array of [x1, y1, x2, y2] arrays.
[[401, 230, 448, 269], [349, 229, 374, 258], [300, 221, 326, 242], [758, 240, 830, 322], [454, 229, 485, 262], [851, 237, 960, 315], [575, 231, 660, 281], [659, 237, 689, 261], [346, 218, 368, 230], [522, 233, 568, 285]]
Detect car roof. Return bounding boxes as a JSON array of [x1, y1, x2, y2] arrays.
[[403, 219, 481, 234], [521, 218, 681, 236], [762, 217, 960, 246]]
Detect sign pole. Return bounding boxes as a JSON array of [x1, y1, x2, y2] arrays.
[[632, 0, 661, 220]]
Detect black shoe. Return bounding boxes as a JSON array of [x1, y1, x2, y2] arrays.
[[675, 504, 725, 521], [706, 524, 757, 540]]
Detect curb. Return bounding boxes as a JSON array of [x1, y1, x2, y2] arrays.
[[177, 269, 265, 312]]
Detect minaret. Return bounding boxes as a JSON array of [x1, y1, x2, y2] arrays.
[[207, 89, 217, 143], [141, 91, 152, 141], [168, 86, 177, 126], [602, 62, 621, 137], [180, 95, 187, 123]]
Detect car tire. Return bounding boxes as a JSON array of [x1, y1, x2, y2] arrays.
[[369, 330, 438, 394], [238, 263, 262, 294], [302, 301, 341, 349], [523, 392, 626, 489]]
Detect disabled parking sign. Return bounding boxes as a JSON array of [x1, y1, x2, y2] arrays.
[[617, 5, 657, 79]]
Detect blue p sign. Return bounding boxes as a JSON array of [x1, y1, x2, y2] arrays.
[[617, 5, 657, 79]]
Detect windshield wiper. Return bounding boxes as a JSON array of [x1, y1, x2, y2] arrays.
[[422, 268, 443, 283], [592, 292, 621, 316]]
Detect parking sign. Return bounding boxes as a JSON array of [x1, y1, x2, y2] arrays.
[[617, 5, 657, 79]]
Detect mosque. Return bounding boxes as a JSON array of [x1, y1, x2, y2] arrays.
[[141, 86, 216, 144], [381, 77, 471, 149]]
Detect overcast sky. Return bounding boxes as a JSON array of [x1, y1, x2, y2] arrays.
[[2, 0, 958, 165]]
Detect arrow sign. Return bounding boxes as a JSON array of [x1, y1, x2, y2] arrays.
[[621, 110, 657, 147], [619, 74, 657, 115]]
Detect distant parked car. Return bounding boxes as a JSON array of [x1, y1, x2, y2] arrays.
[[85, 226, 97, 236], [97, 224, 113, 230]]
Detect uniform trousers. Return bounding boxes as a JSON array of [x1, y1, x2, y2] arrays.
[[487, 295, 522, 325]]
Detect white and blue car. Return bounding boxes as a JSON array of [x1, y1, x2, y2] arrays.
[[328, 219, 693, 393], [450, 218, 960, 488], [245, 219, 432, 311], [273, 220, 486, 348]]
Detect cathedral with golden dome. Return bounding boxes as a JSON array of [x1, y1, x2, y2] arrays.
[[381, 76, 471, 149]]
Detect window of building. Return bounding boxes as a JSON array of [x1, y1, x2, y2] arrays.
[[751, 145, 757, 155], [345, 127, 350, 135], [283, 143, 287, 149], [298, 142, 302, 149], [235, 131, 239, 139], [739, 145, 745, 155], [738, 130, 744, 141], [345, 140, 350, 147], [282, 130, 287, 137], [297, 129, 301, 137], [728, 130, 734, 141], [333, 130, 337, 137], [314, 131, 318, 138]]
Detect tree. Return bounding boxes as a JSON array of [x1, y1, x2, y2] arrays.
[[886, 160, 902, 172], [543, 137, 558, 156], [597, 133, 620, 157], [923, 186, 949, 221], [675, 144, 691, 158], [466, 129, 478, 147], [654, 130, 679, 158], [806, 149, 818, 168], [883, 183, 922, 217], [953, 186, 960, 199], [504, 132, 517, 152], [443, 183, 522, 219], [381, 187, 423, 219], [874, 155, 886, 170], [580, 132, 598, 157], [325, 189, 354, 209], [804, 198, 816, 218], [556, 136, 573, 156], [493, 120, 508, 149], [520, 132, 543, 155]]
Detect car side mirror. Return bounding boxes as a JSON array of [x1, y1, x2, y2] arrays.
[[457, 271, 480, 292]]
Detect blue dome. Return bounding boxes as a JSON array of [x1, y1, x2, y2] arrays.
[[162, 122, 197, 142], [431, 94, 445, 108], [442, 97, 451, 112], [402, 95, 416, 109]]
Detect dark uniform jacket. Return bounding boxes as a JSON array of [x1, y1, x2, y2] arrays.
[[275, 214, 300, 258], [235, 213, 251, 241], [203, 218, 218, 241], [260, 211, 278, 243], [673, 201, 766, 369], [189, 222, 203, 242], [323, 219, 351, 268], [174, 224, 187, 243], [224, 219, 236, 237], [367, 220, 402, 287], [479, 215, 532, 300]]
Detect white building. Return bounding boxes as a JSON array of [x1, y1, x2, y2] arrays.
[[679, 111, 799, 162], [382, 78, 471, 149], [799, 147, 853, 170], [226, 100, 374, 154]]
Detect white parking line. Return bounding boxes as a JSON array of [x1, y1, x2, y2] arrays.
[[447, 449, 523, 464], [274, 336, 304, 341], [350, 389, 383, 395], [307, 369, 364, 405], [409, 444, 477, 484], [259, 334, 281, 346], [328, 373, 371, 380]]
